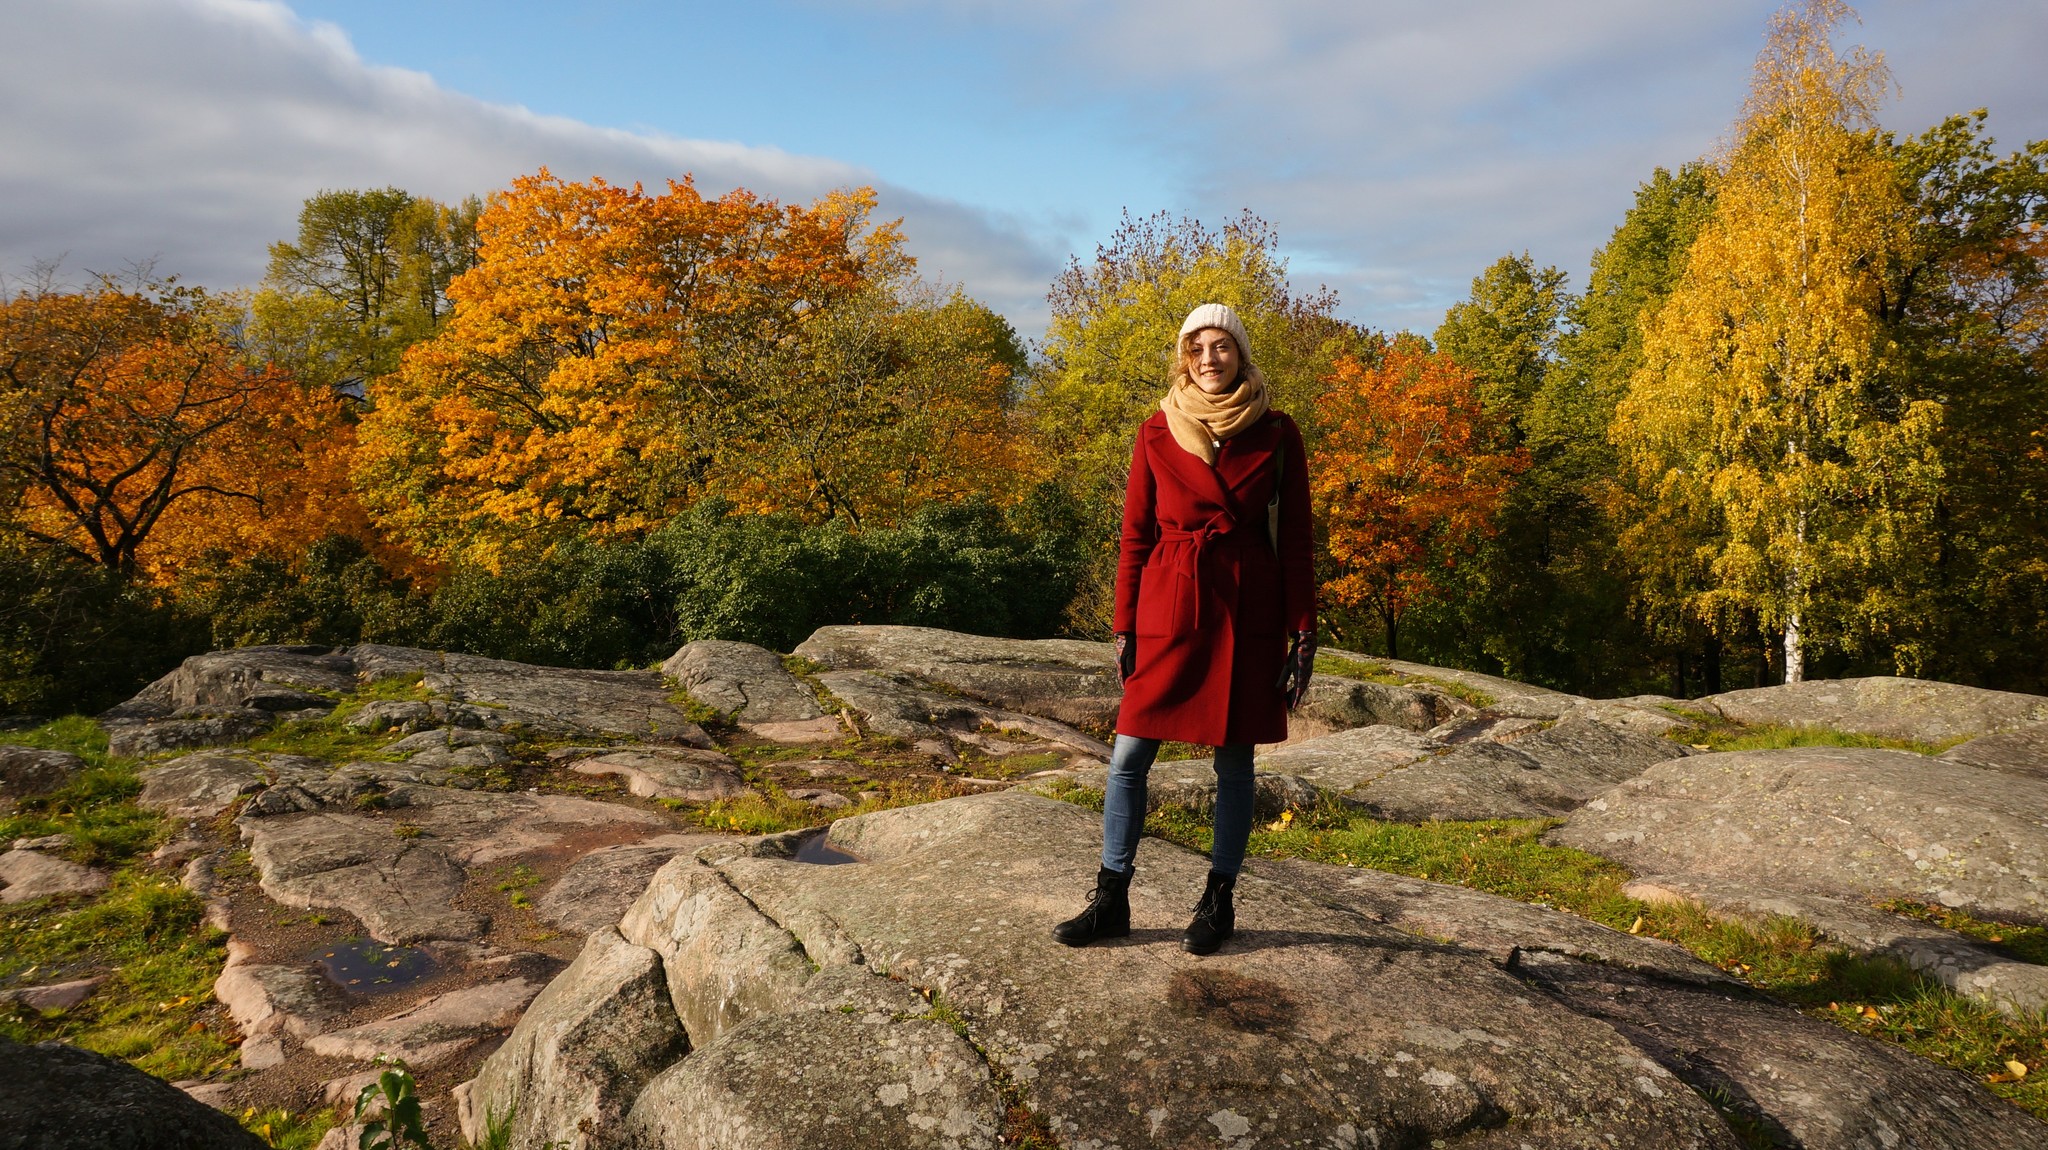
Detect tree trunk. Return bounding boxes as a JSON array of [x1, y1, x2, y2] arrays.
[[1703, 634, 1723, 695]]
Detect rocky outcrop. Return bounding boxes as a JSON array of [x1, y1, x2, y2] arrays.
[[0, 1036, 269, 1149], [305, 978, 543, 1068], [1695, 676, 2048, 744], [567, 748, 748, 801], [1552, 747, 2048, 924], [1941, 724, 2048, 780], [662, 640, 825, 726], [455, 790, 2048, 1148], [0, 745, 85, 802], [239, 784, 671, 943], [456, 928, 690, 1150], [533, 837, 724, 935], [796, 625, 1121, 730], [0, 846, 108, 903]]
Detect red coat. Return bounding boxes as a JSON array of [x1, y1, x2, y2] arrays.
[[1113, 409, 1316, 746]]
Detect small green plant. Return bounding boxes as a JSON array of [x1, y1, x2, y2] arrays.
[[476, 1101, 517, 1150], [354, 1059, 431, 1150], [1664, 720, 1955, 757], [391, 823, 422, 839]]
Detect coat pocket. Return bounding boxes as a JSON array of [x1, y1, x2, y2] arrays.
[[1134, 564, 1177, 638]]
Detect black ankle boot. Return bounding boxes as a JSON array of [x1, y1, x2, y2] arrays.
[[1053, 866, 1132, 946], [1182, 871, 1236, 955]]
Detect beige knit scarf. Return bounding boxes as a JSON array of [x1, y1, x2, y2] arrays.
[[1160, 366, 1271, 465]]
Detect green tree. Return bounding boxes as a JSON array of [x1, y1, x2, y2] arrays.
[[1434, 253, 1572, 431], [252, 187, 480, 394], [1613, 0, 1933, 683]]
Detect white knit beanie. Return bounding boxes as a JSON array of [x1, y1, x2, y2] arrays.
[[1177, 302, 1251, 363]]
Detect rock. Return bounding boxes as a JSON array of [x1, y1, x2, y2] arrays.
[[659, 792, 1748, 1146], [786, 787, 852, 809], [1323, 647, 1586, 713], [0, 848, 108, 903], [304, 978, 542, 1068], [534, 836, 725, 935], [1940, 724, 2048, 780], [457, 928, 689, 1150], [621, 964, 1002, 1150], [382, 727, 517, 756], [662, 640, 825, 725], [1518, 956, 2048, 1149], [1697, 676, 2048, 744], [1260, 715, 1688, 823], [320, 1071, 381, 1108], [138, 752, 297, 819], [0, 746, 84, 801], [818, 669, 1109, 761], [12, 833, 73, 851], [214, 941, 346, 1069], [341, 699, 507, 734], [1297, 673, 1474, 733], [618, 857, 816, 1048], [240, 786, 672, 942], [105, 709, 274, 759], [1622, 874, 2048, 1017], [380, 647, 713, 745], [1565, 696, 1698, 739], [0, 1035, 269, 1148], [177, 1082, 237, 1111], [1254, 857, 1731, 986], [567, 748, 748, 802], [1552, 748, 2048, 923], [0, 976, 106, 1012], [794, 624, 1121, 731], [103, 646, 355, 721]]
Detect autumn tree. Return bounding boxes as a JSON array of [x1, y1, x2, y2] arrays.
[[1612, 0, 1933, 682], [1313, 340, 1526, 658], [1027, 210, 1360, 633], [355, 170, 1026, 568], [0, 276, 361, 579]]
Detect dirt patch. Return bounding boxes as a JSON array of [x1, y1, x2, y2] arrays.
[[1165, 968, 1299, 1033]]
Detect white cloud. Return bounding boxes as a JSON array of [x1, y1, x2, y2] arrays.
[[0, 0, 1064, 326]]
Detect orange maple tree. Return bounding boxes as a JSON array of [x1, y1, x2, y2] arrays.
[[0, 282, 365, 579], [353, 170, 1025, 568], [1312, 339, 1527, 657]]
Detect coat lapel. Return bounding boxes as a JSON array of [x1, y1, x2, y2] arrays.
[[1143, 418, 1236, 520], [1215, 416, 1283, 504]]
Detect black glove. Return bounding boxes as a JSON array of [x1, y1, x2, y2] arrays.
[[1113, 631, 1136, 687], [1275, 631, 1317, 711]]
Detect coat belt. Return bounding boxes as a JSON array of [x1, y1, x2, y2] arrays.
[[1157, 520, 1247, 629]]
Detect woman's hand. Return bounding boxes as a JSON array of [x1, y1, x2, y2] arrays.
[[1275, 631, 1317, 710], [1114, 631, 1136, 686]]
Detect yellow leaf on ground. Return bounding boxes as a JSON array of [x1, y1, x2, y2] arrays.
[[2008, 1060, 2030, 1080], [1627, 916, 1645, 935]]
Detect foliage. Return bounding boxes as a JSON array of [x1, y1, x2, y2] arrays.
[[353, 171, 1024, 568], [1311, 339, 1526, 657], [353, 1059, 431, 1150], [252, 186, 480, 395], [1613, 0, 1934, 683], [1027, 208, 1360, 634], [0, 538, 203, 715], [0, 274, 365, 579], [241, 1107, 338, 1150]]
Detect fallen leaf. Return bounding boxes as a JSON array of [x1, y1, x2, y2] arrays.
[[1858, 1005, 1882, 1021], [2007, 1060, 2029, 1080], [1627, 916, 1645, 935]]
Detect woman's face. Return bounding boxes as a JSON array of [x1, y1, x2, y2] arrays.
[[1185, 328, 1242, 395]]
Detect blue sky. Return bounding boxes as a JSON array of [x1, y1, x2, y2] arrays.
[[4, 1, 2045, 339]]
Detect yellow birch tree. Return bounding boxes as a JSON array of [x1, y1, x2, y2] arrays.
[[1612, 0, 1939, 681]]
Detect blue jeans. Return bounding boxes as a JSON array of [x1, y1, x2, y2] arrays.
[[1100, 734, 1256, 877]]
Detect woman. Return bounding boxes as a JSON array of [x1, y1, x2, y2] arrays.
[[1054, 302, 1317, 956]]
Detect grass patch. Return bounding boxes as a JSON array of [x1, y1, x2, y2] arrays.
[[240, 1106, 337, 1150], [1664, 714, 1957, 757], [1156, 741, 1210, 763], [1313, 654, 1495, 708], [683, 779, 974, 836], [1042, 785, 2048, 1121], [0, 870, 235, 1081], [665, 687, 733, 729], [242, 717, 402, 762], [1877, 899, 2048, 966]]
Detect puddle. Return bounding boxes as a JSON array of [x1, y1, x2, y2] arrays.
[[794, 835, 861, 865], [314, 939, 437, 994]]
